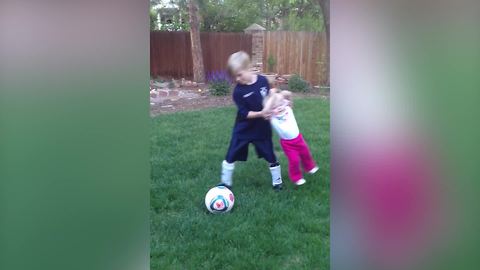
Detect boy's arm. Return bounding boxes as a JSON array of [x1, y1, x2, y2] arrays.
[[262, 92, 276, 114], [233, 90, 266, 119], [246, 111, 266, 119]]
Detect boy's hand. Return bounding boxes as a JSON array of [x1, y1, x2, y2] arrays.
[[247, 110, 270, 119], [261, 110, 272, 120]]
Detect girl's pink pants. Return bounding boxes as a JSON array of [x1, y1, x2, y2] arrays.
[[280, 133, 317, 182]]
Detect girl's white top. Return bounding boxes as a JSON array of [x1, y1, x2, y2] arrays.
[[270, 104, 300, 140]]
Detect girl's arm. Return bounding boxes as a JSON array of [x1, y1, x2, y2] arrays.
[[261, 91, 278, 120], [280, 90, 292, 100]]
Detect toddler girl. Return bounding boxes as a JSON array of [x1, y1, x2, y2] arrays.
[[262, 89, 318, 185]]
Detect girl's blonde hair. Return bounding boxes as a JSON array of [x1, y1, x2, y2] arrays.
[[263, 89, 292, 111], [227, 51, 251, 76]]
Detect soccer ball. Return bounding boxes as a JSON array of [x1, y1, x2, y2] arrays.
[[205, 186, 235, 213]]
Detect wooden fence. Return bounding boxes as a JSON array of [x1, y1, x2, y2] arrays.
[[263, 31, 327, 85], [150, 31, 252, 79]]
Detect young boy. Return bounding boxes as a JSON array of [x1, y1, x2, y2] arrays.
[[218, 51, 283, 191]]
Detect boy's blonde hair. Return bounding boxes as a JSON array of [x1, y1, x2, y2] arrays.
[[227, 51, 251, 76]]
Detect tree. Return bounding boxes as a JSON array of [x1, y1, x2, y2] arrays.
[[152, 0, 324, 32], [318, 0, 329, 85], [188, 0, 206, 82], [150, 8, 158, 30], [196, 0, 320, 32], [198, 0, 262, 32]]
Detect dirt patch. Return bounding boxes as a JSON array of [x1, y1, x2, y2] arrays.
[[149, 78, 329, 117], [150, 90, 329, 117], [150, 95, 234, 116]]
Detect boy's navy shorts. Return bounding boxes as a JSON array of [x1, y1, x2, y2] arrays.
[[225, 137, 277, 163]]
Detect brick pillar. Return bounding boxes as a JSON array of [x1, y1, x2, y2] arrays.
[[244, 24, 266, 72]]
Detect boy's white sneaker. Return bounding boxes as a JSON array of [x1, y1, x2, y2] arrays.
[[307, 166, 319, 174], [294, 179, 306, 186]]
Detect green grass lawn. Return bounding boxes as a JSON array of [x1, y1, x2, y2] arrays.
[[150, 98, 330, 269]]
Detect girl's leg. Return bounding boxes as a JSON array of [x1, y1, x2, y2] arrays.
[[280, 140, 303, 182], [298, 135, 318, 173]]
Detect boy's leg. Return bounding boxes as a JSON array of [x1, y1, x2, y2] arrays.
[[253, 139, 283, 189], [269, 162, 283, 187], [220, 160, 235, 187], [221, 136, 249, 188], [297, 134, 318, 174], [280, 139, 304, 183]]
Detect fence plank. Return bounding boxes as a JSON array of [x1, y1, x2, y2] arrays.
[[151, 31, 327, 85], [263, 31, 326, 85], [150, 31, 252, 80]]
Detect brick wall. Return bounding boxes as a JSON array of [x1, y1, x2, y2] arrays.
[[244, 28, 265, 71], [250, 31, 264, 68]]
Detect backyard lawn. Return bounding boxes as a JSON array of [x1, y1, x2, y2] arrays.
[[150, 97, 330, 269]]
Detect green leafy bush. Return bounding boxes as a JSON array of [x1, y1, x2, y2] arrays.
[[267, 55, 277, 72], [210, 81, 231, 96], [167, 80, 175, 89], [207, 71, 232, 96], [288, 74, 310, 92]]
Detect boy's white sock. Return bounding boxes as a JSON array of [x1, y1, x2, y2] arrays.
[[221, 160, 235, 186], [269, 164, 283, 186]]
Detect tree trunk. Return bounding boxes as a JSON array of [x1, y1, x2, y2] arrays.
[[318, 0, 330, 86], [188, 0, 205, 83]]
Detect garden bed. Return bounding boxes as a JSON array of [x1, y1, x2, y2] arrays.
[[150, 77, 329, 117]]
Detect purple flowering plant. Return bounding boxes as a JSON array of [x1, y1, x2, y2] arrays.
[[206, 70, 232, 96]]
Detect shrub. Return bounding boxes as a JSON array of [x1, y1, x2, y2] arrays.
[[207, 71, 232, 96], [267, 55, 277, 73], [288, 74, 310, 92], [167, 80, 175, 89]]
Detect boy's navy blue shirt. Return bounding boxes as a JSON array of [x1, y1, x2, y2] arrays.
[[231, 75, 271, 140]]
